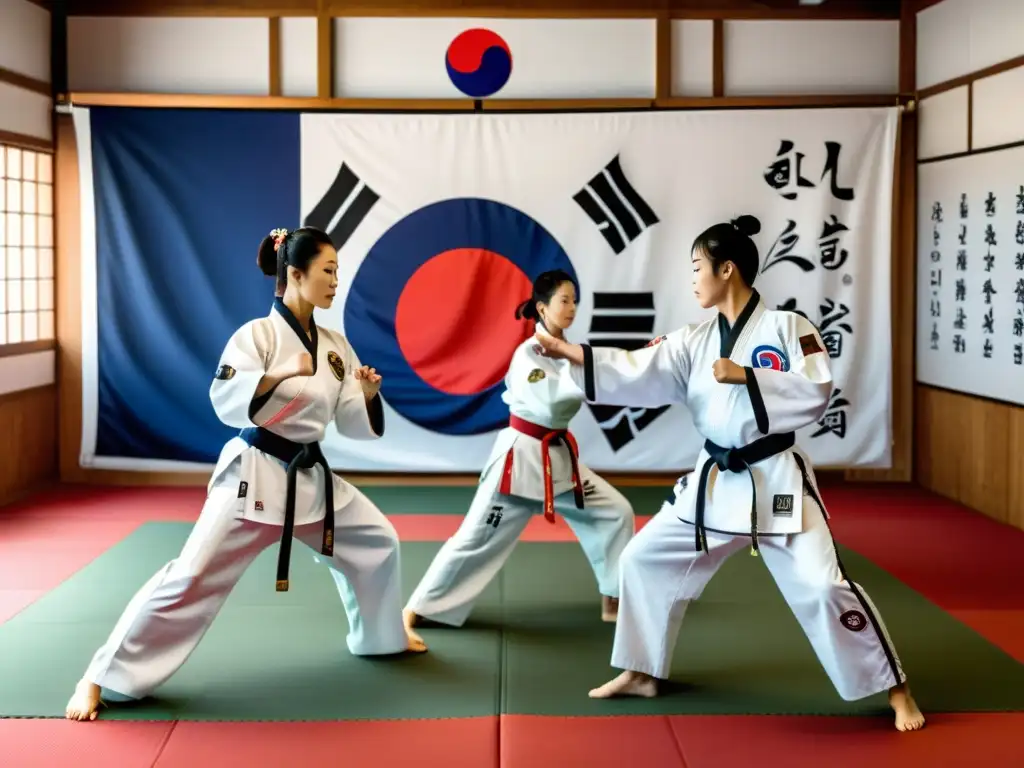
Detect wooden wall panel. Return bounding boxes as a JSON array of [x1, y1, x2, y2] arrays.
[[0, 385, 58, 507], [915, 386, 1024, 531]]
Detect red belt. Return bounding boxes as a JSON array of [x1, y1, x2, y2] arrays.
[[505, 414, 585, 523]]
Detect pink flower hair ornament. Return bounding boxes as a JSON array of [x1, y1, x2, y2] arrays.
[[270, 228, 289, 252]]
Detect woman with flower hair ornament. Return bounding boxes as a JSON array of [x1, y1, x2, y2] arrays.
[[66, 226, 426, 722]]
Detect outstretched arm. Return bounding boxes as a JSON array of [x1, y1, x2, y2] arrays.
[[534, 328, 693, 409]]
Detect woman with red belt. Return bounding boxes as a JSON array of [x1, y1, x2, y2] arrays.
[[404, 270, 635, 631]]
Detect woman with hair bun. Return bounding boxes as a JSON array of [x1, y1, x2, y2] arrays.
[[65, 226, 426, 723], [403, 269, 635, 632], [534, 216, 924, 732]]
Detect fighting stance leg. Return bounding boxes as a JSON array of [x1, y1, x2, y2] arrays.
[[758, 493, 924, 731], [590, 504, 748, 699], [297, 486, 424, 654], [403, 466, 533, 628], [66, 484, 282, 721], [556, 466, 635, 622]]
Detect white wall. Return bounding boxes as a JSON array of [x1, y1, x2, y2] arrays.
[[917, 0, 1024, 91], [917, 0, 1024, 160], [721, 20, 898, 96], [0, 0, 50, 140], [67, 16, 899, 99], [0, 0, 53, 395]]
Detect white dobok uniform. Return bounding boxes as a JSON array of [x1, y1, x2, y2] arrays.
[[82, 298, 409, 702], [565, 290, 905, 702], [404, 325, 635, 627]]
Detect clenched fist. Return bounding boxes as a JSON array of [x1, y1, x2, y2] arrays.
[[354, 365, 382, 399], [712, 358, 746, 385]]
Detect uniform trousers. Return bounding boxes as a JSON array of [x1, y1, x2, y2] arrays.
[[404, 460, 635, 627], [84, 481, 407, 701], [610, 491, 905, 701]]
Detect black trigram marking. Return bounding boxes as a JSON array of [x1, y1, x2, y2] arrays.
[[303, 163, 380, 249], [574, 155, 659, 255], [588, 292, 656, 349], [587, 292, 669, 451]]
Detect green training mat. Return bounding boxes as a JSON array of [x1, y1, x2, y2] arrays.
[[349, 483, 674, 515], [0, 524, 504, 721], [1, 521, 1022, 720], [499, 543, 1024, 716]]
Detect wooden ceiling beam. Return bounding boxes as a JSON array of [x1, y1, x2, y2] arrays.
[[64, 0, 900, 19]]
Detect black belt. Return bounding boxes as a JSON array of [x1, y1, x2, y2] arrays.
[[239, 427, 334, 591], [689, 431, 796, 557]]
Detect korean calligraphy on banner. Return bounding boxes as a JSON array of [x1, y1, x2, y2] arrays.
[[916, 144, 1024, 405]]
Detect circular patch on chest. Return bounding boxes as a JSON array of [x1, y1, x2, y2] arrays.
[[327, 351, 345, 381], [750, 344, 790, 372], [839, 609, 867, 632], [527, 368, 546, 383]]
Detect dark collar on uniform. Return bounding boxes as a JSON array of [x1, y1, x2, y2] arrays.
[[274, 297, 319, 373], [718, 289, 760, 358]]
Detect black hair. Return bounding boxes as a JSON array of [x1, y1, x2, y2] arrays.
[[257, 226, 335, 294], [690, 214, 762, 287], [514, 269, 577, 322]]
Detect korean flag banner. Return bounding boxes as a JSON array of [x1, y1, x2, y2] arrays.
[[302, 108, 898, 473]]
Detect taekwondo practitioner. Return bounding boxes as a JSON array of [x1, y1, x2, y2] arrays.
[[403, 270, 635, 632], [533, 217, 925, 733], [65, 226, 426, 722]]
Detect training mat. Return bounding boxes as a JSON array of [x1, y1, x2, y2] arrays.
[[0, 523, 504, 721], [498, 543, 1024, 716], [350, 484, 674, 515], [3, 522, 1023, 720]]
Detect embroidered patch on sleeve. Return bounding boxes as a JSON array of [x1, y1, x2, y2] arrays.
[[645, 335, 667, 348], [527, 368, 546, 383], [215, 364, 236, 380], [799, 334, 824, 356]]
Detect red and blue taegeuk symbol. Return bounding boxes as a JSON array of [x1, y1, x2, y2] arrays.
[[751, 344, 790, 372], [445, 28, 512, 99], [343, 198, 577, 435]]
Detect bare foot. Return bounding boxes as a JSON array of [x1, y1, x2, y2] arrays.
[[588, 670, 658, 699], [404, 612, 428, 654], [64, 679, 102, 721], [601, 596, 619, 623], [405, 628, 428, 652], [402, 608, 428, 652], [889, 682, 925, 732]]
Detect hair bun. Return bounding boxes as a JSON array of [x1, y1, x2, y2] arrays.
[[256, 235, 279, 277], [732, 215, 761, 237], [514, 298, 537, 321]]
